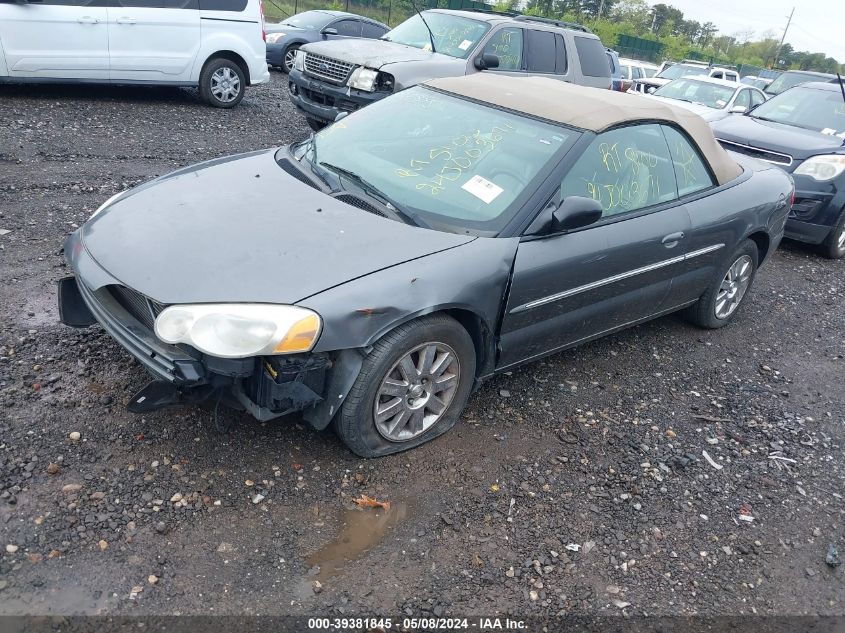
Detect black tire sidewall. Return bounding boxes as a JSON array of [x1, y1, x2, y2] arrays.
[[820, 212, 845, 259], [200, 59, 246, 108], [335, 315, 476, 458], [691, 240, 759, 329]]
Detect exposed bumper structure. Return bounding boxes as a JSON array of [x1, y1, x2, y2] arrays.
[[784, 186, 843, 245], [287, 68, 385, 124], [59, 230, 355, 427]]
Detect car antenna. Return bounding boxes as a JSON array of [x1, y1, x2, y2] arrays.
[[409, 0, 436, 53]]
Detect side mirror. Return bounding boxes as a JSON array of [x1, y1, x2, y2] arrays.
[[552, 196, 603, 232], [474, 53, 499, 71], [729, 105, 747, 114], [322, 27, 338, 36], [646, 86, 656, 94]]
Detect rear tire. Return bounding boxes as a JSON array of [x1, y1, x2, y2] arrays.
[[334, 314, 476, 458], [685, 240, 758, 329], [199, 57, 246, 108], [818, 212, 845, 259]]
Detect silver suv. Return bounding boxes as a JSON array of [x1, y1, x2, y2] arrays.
[[287, 9, 612, 130]]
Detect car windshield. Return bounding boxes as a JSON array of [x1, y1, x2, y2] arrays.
[[750, 85, 845, 135], [299, 87, 577, 234], [382, 12, 489, 58], [657, 64, 709, 81], [654, 78, 736, 109], [280, 11, 334, 30], [765, 72, 830, 96]]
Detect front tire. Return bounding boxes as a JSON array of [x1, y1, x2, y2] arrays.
[[686, 240, 758, 329], [282, 44, 300, 73], [819, 212, 845, 259], [334, 315, 476, 458], [199, 58, 246, 108]]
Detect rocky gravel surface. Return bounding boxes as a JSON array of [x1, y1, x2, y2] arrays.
[[0, 74, 843, 623]]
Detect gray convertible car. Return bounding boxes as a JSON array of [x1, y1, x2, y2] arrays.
[[59, 75, 794, 457]]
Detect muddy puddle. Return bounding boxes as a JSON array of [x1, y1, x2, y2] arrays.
[[307, 501, 408, 583]]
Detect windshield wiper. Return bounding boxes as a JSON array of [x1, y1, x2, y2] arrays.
[[318, 162, 429, 228]]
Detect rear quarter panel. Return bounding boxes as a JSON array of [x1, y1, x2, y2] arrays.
[[0, 35, 7, 76], [673, 155, 793, 304], [193, 0, 268, 84]]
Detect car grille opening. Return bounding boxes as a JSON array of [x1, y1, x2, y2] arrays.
[[303, 52, 355, 85], [333, 193, 386, 217], [108, 285, 166, 331], [717, 140, 793, 166]]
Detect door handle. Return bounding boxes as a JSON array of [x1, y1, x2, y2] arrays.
[[661, 232, 685, 247], [116, 16, 137, 24], [77, 16, 100, 23]]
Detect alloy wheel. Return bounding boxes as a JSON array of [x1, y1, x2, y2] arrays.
[[210, 67, 241, 103], [284, 48, 298, 72], [715, 254, 753, 320], [373, 342, 460, 442]]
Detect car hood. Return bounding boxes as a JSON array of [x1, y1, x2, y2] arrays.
[[80, 149, 474, 305], [302, 37, 448, 69], [648, 95, 722, 119], [711, 115, 845, 161]]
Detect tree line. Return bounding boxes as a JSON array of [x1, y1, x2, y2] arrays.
[[506, 0, 843, 73]]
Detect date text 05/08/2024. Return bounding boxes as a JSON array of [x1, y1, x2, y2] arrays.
[[307, 617, 527, 630]]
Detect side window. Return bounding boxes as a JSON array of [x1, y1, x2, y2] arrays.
[[333, 19, 363, 37], [662, 125, 716, 197], [482, 27, 523, 71], [733, 89, 751, 109], [711, 71, 724, 79], [560, 124, 679, 217], [573, 36, 611, 78], [631, 66, 642, 79], [526, 30, 556, 74], [198, 0, 247, 10], [362, 22, 387, 38], [749, 90, 766, 108], [117, 0, 164, 6], [554, 34, 567, 73], [726, 72, 738, 81]]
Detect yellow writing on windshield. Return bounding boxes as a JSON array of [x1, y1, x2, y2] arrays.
[[394, 122, 517, 196]]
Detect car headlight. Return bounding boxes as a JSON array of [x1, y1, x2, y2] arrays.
[[793, 154, 845, 181], [266, 33, 285, 43], [154, 304, 321, 358], [90, 190, 126, 219], [293, 49, 306, 72], [347, 67, 378, 91]]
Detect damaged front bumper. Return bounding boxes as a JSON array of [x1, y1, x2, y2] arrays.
[[58, 231, 361, 428]]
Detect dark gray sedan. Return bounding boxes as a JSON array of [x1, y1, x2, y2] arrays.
[[266, 10, 388, 73], [58, 75, 794, 457]]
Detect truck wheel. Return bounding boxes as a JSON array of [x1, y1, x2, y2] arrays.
[[306, 118, 326, 132], [199, 58, 246, 108], [334, 314, 476, 457], [818, 212, 845, 259], [685, 240, 758, 329]]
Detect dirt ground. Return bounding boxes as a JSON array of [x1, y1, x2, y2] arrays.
[[0, 74, 843, 626]]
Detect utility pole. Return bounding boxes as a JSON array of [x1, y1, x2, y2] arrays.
[[772, 6, 795, 69]]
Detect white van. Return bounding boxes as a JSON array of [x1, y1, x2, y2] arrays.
[[0, 0, 269, 107]]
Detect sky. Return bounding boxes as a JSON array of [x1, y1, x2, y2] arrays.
[[652, 0, 845, 62]]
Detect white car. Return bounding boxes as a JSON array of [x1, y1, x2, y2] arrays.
[[617, 57, 658, 91], [646, 76, 767, 122], [628, 62, 739, 94], [0, 0, 270, 107]]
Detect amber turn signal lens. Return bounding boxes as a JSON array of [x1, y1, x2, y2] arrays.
[[273, 314, 321, 353]]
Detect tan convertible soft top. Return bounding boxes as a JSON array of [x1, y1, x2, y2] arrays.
[[426, 74, 743, 186]]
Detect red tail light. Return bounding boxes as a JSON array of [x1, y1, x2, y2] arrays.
[[259, 0, 266, 41]]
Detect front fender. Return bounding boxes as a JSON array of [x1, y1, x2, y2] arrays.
[[297, 236, 518, 429]]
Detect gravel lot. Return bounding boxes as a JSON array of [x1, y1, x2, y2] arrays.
[[0, 74, 843, 623]]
